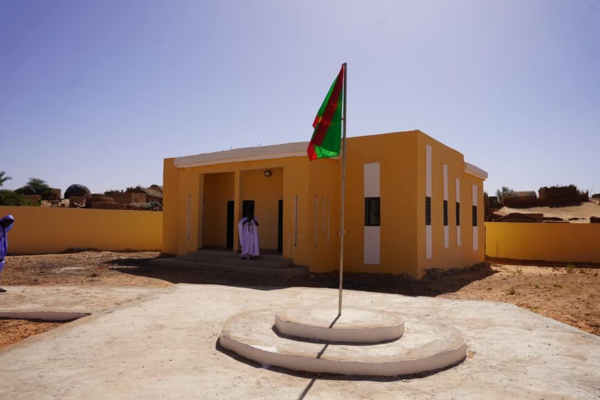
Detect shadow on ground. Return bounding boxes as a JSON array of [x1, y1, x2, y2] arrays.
[[107, 256, 497, 297]]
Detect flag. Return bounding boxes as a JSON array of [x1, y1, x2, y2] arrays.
[[307, 66, 345, 160]]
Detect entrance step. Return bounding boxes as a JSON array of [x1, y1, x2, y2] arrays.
[[179, 250, 294, 269], [150, 251, 308, 279]]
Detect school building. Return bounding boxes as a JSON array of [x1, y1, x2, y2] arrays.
[[162, 130, 487, 278]]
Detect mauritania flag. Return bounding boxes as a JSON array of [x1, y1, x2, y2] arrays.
[[307, 66, 345, 160]]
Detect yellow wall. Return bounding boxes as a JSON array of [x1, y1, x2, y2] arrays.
[[307, 158, 341, 272], [162, 157, 310, 262], [203, 172, 234, 248], [415, 132, 485, 277], [281, 158, 311, 266], [162, 158, 180, 254], [240, 168, 283, 250], [163, 130, 486, 277], [486, 222, 600, 263], [341, 132, 420, 276], [177, 168, 202, 255], [0, 206, 162, 254]]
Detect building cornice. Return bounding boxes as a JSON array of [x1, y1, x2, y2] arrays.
[[174, 142, 309, 168], [464, 162, 488, 180]]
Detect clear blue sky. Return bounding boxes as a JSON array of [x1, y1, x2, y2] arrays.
[[1, 0, 599, 195]]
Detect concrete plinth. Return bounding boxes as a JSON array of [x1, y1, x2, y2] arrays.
[[219, 308, 466, 377], [275, 308, 404, 343]]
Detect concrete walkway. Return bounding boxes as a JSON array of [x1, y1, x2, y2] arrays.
[[0, 284, 599, 399]]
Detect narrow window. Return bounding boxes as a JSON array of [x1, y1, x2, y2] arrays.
[[472, 205, 478, 227], [443, 200, 448, 226], [456, 203, 460, 226], [425, 196, 431, 226], [365, 197, 381, 226]]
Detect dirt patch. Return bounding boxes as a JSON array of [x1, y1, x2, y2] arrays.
[[0, 251, 598, 348], [0, 319, 62, 348]]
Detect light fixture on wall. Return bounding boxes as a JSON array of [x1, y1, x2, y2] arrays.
[[263, 170, 272, 177]]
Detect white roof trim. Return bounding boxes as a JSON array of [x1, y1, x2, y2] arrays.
[[464, 162, 488, 180], [175, 142, 309, 168]]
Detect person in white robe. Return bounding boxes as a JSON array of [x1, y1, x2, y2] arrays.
[[238, 214, 259, 259]]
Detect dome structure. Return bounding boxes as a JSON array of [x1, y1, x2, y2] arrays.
[[64, 184, 91, 199]]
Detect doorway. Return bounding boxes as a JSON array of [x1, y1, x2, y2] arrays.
[[226, 201, 234, 249], [277, 200, 283, 253], [242, 200, 255, 218]]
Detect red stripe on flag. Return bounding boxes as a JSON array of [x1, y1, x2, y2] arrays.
[[309, 66, 344, 147], [307, 143, 318, 160]]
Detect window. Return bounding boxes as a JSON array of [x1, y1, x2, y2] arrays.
[[456, 203, 460, 226], [364, 197, 380, 226], [472, 205, 478, 227], [443, 200, 448, 226], [425, 196, 431, 226]]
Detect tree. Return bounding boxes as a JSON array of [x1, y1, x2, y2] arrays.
[[495, 186, 513, 203], [125, 185, 145, 193], [16, 178, 52, 196], [0, 171, 11, 187], [0, 190, 27, 206]]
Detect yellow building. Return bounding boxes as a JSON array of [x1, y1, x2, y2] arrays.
[[162, 130, 487, 278]]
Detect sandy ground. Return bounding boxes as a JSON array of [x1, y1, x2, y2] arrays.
[[0, 251, 598, 349], [2, 285, 598, 399], [495, 199, 600, 222]]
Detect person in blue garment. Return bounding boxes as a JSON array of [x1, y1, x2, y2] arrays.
[[0, 214, 15, 293]]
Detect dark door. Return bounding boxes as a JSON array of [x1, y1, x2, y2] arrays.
[[242, 200, 255, 218], [226, 201, 234, 249], [277, 200, 283, 253]]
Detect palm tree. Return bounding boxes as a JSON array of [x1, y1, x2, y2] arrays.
[[16, 178, 52, 196], [0, 171, 11, 187], [496, 186, 513, 204]]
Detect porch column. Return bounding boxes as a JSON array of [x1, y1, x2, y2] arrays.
[[233, 170, 241, 252]]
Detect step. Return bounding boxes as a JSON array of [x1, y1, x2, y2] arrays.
[[149, 258, 308, 279], [178, 252, 293, 269], [275, 308, 405, 344], [219, 309, 467, 377]]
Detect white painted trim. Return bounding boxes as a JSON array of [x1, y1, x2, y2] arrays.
[[443, 164, 449, 248], [175, 142, 309, 168], [456, 178, 461, 247], [443, 164, 448, 200], [472, 185, 478, 251], [364, 163, 381, 197], [426, 146, 432, 259], [456, 178, 460, 203], [426, 146, 432, 197], [364, 162, 381, 264], [464, 162, 488, 180], [426, 225, 432, 259], [364, 226, 381, 265]]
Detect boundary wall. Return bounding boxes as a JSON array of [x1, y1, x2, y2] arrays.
[[0, 206, 162, 254], [486, 222, 600, 263]]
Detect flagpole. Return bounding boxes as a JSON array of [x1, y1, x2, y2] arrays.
[[338, 62, 347, 316]]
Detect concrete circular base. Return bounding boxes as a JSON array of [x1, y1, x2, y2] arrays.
[[219, 309, 466, 377], [275, 308, 404, 343]]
